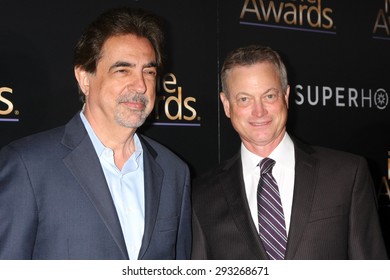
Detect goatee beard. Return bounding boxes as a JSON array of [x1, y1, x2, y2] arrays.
[[115, 93, 150, 128]]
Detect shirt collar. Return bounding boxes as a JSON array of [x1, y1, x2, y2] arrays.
[[241, 132, 294, 171], [270, 132, 295, 170], [79, 110, 143, 159]]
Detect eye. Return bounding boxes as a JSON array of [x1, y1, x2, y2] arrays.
[[144, 68, 157, 77], [236, 96, 252, 107], [262, 91, 280, 103], [266, 93, 276, 99], [114, 68, 128, 74]]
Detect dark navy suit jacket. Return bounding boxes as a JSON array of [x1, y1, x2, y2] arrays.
[[0, 113, 191, 259]]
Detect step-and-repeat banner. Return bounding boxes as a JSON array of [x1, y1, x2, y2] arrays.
[[1, 0, 389, 255]]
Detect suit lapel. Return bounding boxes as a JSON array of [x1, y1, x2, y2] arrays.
[[219, 153, 268, 259], [137, 137, 163, 259], [61, 114, 128, 259], [285, 143, 318, 259]]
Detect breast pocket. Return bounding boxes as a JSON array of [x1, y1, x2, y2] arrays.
[[309, 205, 347, 223]]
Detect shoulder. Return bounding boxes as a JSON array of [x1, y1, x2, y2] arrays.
[[1, 113, 83, 156], [314, 146, 369, 173], [0, 126, 67, 174], [193, 152, 241, 188], [2, 126, 65, 155], [311, 146, 362, 160], [293, 138, 368, 172]]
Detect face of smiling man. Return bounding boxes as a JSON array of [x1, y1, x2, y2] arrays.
[[76, 34, 157, 132], [220, 62, 290, 156]]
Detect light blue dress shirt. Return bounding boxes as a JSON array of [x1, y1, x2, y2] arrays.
[[80, 112, 145, 260]]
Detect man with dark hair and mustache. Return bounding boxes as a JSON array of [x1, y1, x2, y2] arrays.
[[0, 7, 191, 260]]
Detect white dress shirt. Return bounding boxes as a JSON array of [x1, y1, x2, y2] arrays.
[[241, 132, 295, 235], [80, 111, 145, 260]]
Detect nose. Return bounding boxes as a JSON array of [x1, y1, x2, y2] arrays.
[[252, 99, 267, 117], [131, 71, 147, 94]]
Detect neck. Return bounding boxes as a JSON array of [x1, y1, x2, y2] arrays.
[[243, 131, 286, 158], [84, 109, 137, 170]]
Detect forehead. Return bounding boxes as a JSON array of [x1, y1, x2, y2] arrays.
[[226, 62, 281, 91], [100, 34, 156, 63]]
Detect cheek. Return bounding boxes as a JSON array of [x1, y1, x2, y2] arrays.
[[230, 107, 249, 124], [91, 80, 118, 99], [145, 88, 156, 111], [148, 94, 155, 110], [146, 80, 156, 95], [274, 106, 288, 124], [146, 84, 156, 98]]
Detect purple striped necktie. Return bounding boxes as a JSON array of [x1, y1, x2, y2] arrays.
[[257, 157, 287, 260]]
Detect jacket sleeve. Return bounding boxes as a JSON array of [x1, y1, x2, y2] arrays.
[[175, 165, 192, 259], [348, 156, 388, 259], [0, 145, 38, 259]]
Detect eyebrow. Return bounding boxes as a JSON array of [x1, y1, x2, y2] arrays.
[[236, 88, 279, 96], [262, 88, 280, 94], [109, 60, 157, 72]]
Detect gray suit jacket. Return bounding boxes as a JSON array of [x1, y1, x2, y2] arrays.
[[0, 113, 191, 259], [192, 139, 388, 259]]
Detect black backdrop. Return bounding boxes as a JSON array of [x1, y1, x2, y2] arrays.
[[1, 0, 389, 254]]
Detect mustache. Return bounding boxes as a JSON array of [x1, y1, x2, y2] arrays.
[[117, 93, 148, 106]]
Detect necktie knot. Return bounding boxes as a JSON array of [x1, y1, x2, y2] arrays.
[[259, 158, 275, 175]]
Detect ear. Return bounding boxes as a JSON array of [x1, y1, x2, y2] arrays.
[[74, 66, 90, 96], [284, 85, 290, 108], [220, 91, 231, 118]]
